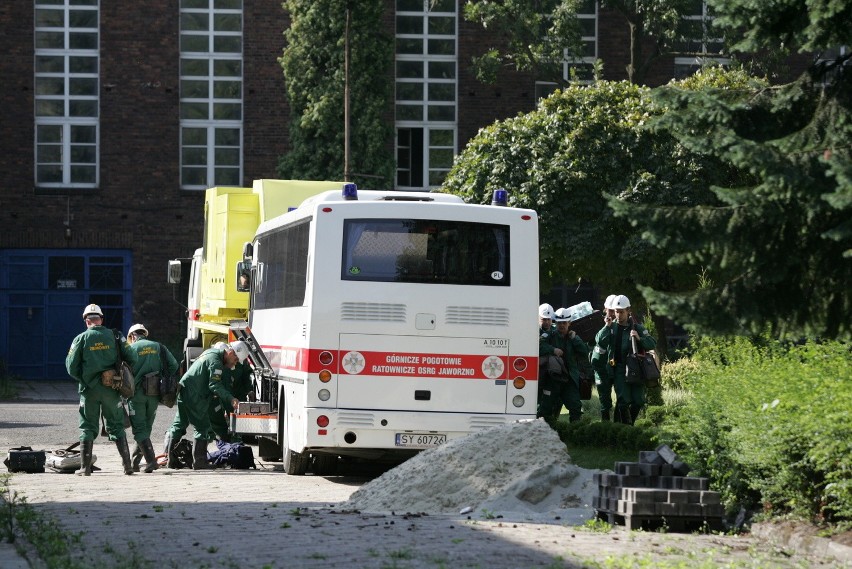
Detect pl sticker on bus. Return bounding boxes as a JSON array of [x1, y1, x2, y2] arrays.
[[491, 271, 504, 280]]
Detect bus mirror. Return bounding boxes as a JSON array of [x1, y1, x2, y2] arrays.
[[242, 241, 253, 261], [167, 259, 182, 284]]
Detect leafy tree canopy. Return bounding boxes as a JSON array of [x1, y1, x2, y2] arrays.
[[278, 0, 394, 188]]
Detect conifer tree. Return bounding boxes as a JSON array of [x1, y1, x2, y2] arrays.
[[615, 2, 852, 339]]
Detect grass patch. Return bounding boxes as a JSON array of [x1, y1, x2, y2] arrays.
[[566, 445, 637, 470]]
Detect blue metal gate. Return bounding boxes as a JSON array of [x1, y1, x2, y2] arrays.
[[0, 249, 132, 380]]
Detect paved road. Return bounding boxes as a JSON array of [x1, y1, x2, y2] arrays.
[[2, 380, 850, 568]]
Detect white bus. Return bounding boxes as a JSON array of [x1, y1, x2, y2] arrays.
[[232, 184, 539, 474]]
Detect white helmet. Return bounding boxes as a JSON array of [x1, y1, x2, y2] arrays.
[[229, 340, 251, 364], [212, 342, 228, 350], [128, 323, 148, 337], [553, 308, 571, 322], [538, 303, 555, 319], [82, 303, 103, 318], [603, 294, 617, 310], [612, 295, 631, 310]]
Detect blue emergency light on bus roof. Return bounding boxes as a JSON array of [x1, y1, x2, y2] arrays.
[[342, 183, 358, 200], [492, 188, 508, 207]]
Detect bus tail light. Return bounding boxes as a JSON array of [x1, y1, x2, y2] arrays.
[[318, 389, 330, 401], [319, 351, 334, 365], [513, 377, 526, 389], [512, 395, 525, 408], [512, 358, 527, 372], [318, 370, 332, 382], [317, 415, 329, 428]]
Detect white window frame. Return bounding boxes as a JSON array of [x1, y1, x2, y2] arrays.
[[179, 0, 243, 190], [34, 0, 100, 189], [674, 1, 729, 79], [562, 0, 598, 85], [395, 0, 457, 191]]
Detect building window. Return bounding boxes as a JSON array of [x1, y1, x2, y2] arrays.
[[535, 0, 598, 100], [674, 1, 727, 79], [179, 0, 243, 190], [395, 0, 457, 190], [34, 0, 100, 188]]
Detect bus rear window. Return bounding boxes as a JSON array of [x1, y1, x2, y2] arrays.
[[342, 219, 510, 286]]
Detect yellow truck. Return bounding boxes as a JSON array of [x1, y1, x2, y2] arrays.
[[168, 179, 342, 364]]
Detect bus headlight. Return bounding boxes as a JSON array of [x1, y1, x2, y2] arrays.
[[512, 395, 524, 407], [318, 389, 331, 401]]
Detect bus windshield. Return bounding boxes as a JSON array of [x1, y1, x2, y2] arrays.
[[341, 218, 510, 286]]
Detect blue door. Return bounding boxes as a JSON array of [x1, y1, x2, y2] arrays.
[[0, 249, 133, 380]]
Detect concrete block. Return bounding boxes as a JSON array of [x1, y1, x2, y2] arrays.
[[616, 462, 641, 476], [678, 503, 704, 517], [703, 504, 725, 517], [667, 490, 689, 504], [660, 464, 673, 476], [655, 444, 679, 464], [639, 450, 665, 465], [681, 477, 709, 491], [638, 463, 661, 477], [671, 460, 691, 476], [618, 500, 657, 516], [700, 491, 721, 505], [656, 502, 680, 516], [622, 488, 667, 503]]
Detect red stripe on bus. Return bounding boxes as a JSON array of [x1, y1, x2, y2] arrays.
[[259, 345, 538, 381]]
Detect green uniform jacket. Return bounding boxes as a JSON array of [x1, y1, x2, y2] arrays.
[[549, 330, 591, 383], [224, 362, 253, 403], [593, 321, 656, 380], [180, 348, 236, 404], [129, 338, 179, 387], [65, 325, 137, 393], [539, 325, 556, 357]]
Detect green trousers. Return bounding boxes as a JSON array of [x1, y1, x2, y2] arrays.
[[79, 383, 126, 442]]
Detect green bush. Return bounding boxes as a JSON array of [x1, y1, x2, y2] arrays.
[[658, 337, 852, 524], [556, 417, 657, 451], [660, 357, 708, 391]]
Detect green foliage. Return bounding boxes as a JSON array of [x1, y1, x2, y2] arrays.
[[556, 417, 658, 451], [626, 60, 852, 340], [278, 0, 394, 188], [462, 0, 585, 86], [443, 72, 746, 310], [708, 0, 852, 53], [659, 357, 708, 391], [658, 338, 852, 523]]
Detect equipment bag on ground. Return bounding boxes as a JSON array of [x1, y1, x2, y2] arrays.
[[45, 442, 99, 473], [4, 446, 47, 473], [207, 440, 256, 469]]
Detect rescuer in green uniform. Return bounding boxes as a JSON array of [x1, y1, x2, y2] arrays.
[[594, 295, 656, 424], [546, 308, 592, 423], [126, 323, 179, 472], [537, 303, 557, 419], [208, 342, 255, 442], [164, 341, 249, 469], [65, 303, 138, 475], [591, 294, 617, 421]]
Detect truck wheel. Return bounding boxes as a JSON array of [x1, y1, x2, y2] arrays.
[[280, 394, 308, 475]]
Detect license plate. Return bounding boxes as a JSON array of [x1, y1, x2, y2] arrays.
[[395, 433, 447, 448]]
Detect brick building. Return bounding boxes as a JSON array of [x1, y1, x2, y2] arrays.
[[0, 1, 809, 378]]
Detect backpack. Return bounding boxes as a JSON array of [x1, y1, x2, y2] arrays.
[[170, 438, 194, 469], [207, 440, 256, 469]]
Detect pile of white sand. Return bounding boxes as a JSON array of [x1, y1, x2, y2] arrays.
[[342, 419, 598, 523]]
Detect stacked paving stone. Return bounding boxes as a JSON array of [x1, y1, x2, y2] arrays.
[[592, 444, 724, 531]]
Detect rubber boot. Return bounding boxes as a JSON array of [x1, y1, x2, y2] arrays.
[[164, 432, 180, 469], [192, 439, 213, 470], [140, 439, 159, 473], [131, 443, 143, 472], [116, 437, 134, 475], [600, 409, 611, 422], [75, 440, 94, 476]]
